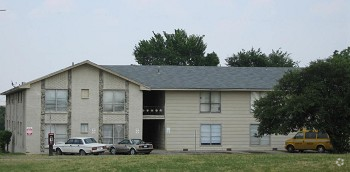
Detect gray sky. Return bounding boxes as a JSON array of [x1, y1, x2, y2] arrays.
[[0, 0, 349, 105]]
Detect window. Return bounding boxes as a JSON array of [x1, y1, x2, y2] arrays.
[[250, 124, 270, 146], [103, 90, 125, 112], [84, 138, 97, 144], [74, 139, 83, 144], [294, 132, 304, 139], [19, 122, 22, 135], [201, 124, 221, 145], [45, 124, 67, 145], [102, 124, 125, 144], [81, 123, 88, 133], [251, 92, 266, 112], [45, 90, 68, 112], [200, 92, 221, 113], [305, 132, 316, 139], [317, 132, 329, 139], [81, 89, 89, 99]]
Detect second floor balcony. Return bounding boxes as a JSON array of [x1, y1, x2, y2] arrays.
[[143, 106, 164, 115]]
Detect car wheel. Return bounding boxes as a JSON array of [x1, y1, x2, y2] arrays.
[[317, 145, 325, 153], [56, 148, 63, 155], [129, 148, 136, 155], [79, 150, 86, 156], [287, 145, 295, 153], [110, 148, 116, 155]]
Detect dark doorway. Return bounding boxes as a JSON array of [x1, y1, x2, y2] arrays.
[[143, 120, 165, 149]]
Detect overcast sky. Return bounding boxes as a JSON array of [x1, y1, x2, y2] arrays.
[[0, 0, 349, 105]]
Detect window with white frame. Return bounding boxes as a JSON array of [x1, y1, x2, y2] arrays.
[[200, 92, 221, 113], [81, 123, 88, 133], [103, 90, 125, 112], [102, 124, 125, 144], [45, 90, 68, 112], [250, 124, 270, 146], [45, 124, 67, 145], [250, 92, 266, 112], [201, 124, 221, 145]]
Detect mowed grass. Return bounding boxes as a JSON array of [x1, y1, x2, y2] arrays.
[[0, 153, 349, 172]]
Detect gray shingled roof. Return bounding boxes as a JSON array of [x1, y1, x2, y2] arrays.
[[101, 65, 293, 90]]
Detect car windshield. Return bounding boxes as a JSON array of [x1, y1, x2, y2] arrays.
[[131, 139, 143, 144], [84, 138, 97, 144]]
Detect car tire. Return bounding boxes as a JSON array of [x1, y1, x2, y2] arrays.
[[287, 145, 295, 153], [129, 148, 136, 155], [110, 148, 116, 155], [79, 150, 86, 156], [317, 145, 325, 153], [56, 148, 63, 155]]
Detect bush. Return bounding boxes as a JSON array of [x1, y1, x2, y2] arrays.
[[0, 130, 12, 153]]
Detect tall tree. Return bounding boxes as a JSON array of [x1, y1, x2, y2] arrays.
[[133, 29, 219, 66], [253, 47, 350, 153], [268, 49, 298, 67], [225, 48, 298, 67]]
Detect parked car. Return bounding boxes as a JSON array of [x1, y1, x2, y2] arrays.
[[285, 129, 333, 153], [54, 137, 107, 155], [109, 139, 153, 155]]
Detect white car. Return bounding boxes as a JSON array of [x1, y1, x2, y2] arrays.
[[54, 137, 107, 155]]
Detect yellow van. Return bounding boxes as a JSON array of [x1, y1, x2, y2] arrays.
[[285, 129, 333, 153]]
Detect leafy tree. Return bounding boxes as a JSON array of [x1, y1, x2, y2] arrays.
[[268, 49, 297, 67], [0, 130, 11, 153], [225, 48, 268, 67], [133, 29, 219, 66], [253, 47, 350, 153], [0, 106, 4, 130], [225, 48, 298, 67]]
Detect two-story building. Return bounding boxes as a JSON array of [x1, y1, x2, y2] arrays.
[[1, 60, 293, 154]]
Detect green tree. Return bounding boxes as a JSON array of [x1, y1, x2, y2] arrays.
[[225, 48, 298, 67], [268, 49, 298, 67], [133, 29, 220, 66], [0, 130, 11, 153], [253, 47, 350, 153], [0, 106, 4, 130]]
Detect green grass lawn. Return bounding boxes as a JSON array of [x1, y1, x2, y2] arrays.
[[0, 153, 349, 172]]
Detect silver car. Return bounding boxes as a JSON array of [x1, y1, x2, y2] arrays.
[[109, 139, 153, 155]]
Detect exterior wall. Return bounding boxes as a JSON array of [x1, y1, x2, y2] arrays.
[[7, 64, 143, 154], [164, 91, 293, 151], [4, 91, 25, 153], [71, 65, 99, 138], [25, 81, 42, 153], [102, 72, 127, 126], [128, 83, 143, 139]]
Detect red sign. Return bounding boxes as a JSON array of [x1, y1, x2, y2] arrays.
[[26, 127, 33, 135]]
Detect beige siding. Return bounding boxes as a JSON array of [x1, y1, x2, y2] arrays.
[[24, 82, 42, 153], [165, 91, 291, 151], [103, 72, 125, 90], [71, 65, 100, 138], [128, 83, 143, 139], [45, 72, 68, 89]]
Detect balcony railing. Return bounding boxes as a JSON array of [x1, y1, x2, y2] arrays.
[[143, 106, 164, 115]]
